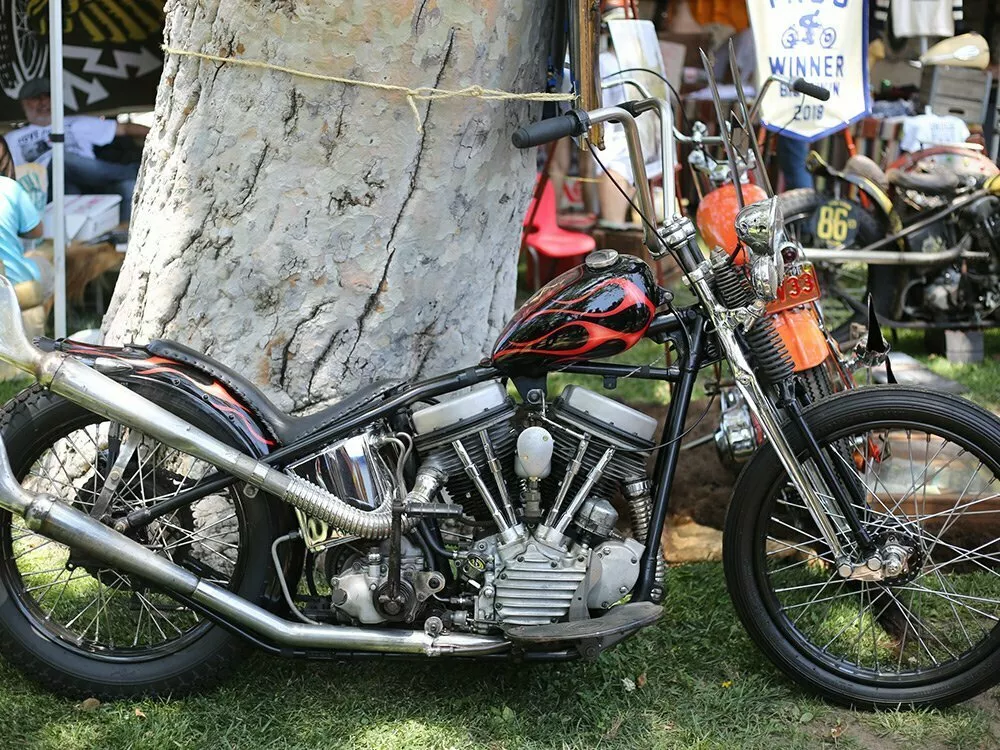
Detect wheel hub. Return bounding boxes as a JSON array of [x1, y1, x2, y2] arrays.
[[873, 529, 924, 585], [835, 528, 923, 583]]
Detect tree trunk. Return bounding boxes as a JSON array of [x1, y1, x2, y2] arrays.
[[104, 1, 550, 413]]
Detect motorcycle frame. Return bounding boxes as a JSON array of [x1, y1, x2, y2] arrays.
[[0, 75, 878, 656], [112, 306, 708, 605]]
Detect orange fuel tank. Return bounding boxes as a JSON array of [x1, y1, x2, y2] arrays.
[[696, 182, 768, 265]]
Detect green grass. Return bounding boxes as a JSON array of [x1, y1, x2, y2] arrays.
[[0, 563, 995, 750], [893, 329, 1000, 411], [0, 378, 31, 404]]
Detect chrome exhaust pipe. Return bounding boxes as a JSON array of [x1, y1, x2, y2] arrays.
[[0, 407, 505, 654], [801, 244, 988, 265], [0, 278, 405, 538]]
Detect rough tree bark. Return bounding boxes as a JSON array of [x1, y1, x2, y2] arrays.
[[104, 1, 551, 413]]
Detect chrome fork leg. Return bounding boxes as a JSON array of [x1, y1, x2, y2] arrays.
[[724, 334, 850, 563], [681, 262, 857, 568]]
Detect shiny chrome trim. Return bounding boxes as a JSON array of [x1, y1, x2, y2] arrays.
[[584, 106, 656, 248], [682, 269, 849, 562], [0, 426, 507, 655], [552, 447, 615, 535], [801, 243, 983, 265], [0, 276, 407, 539], [479, 429, 516, 527], [452, 439, 517, 543]]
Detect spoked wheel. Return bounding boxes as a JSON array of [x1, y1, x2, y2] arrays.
[[0, 385, 277, 698], [725, 387, 1000, 708]]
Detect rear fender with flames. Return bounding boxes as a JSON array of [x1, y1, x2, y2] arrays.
[[39, 339, 275, 456]]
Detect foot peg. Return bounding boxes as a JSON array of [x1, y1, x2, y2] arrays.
[[502, 602, 663, 658]]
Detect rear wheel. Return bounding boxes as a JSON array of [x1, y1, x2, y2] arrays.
[[725, 387, 1000, 708], [0, 384, 277, 698]]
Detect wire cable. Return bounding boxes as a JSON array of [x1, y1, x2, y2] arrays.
[[614, 392, 718, 454], [601, 66, 691, 130], [587, 142, 696, 357]]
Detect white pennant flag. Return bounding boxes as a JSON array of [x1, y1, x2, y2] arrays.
[[747, 0, 871, 142]]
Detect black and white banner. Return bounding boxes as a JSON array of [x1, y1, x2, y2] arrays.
[[747, 0, 871, 142], [0, 0, 163, 122]]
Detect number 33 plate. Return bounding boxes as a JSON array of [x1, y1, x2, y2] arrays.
[[810, 199, 860, 247]]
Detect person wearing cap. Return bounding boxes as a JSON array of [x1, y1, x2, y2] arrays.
[[3, 77, 149, 221]]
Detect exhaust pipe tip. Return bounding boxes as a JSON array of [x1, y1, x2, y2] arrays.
[[0, 276, 43, 376]]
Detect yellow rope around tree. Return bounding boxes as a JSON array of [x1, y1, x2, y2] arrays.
[[162, 46, 575, 133]]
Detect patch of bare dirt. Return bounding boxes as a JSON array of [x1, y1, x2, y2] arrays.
[[637, 397, 736, 530]]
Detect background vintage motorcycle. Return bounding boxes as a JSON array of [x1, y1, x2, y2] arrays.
[[779, 33, 1000, 341], [780, 147, 1000, 340], [0, 63, 997, 712]]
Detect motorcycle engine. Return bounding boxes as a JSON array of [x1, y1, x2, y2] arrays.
[[304, 381, 660, 632], [410, 382, 659, 632]]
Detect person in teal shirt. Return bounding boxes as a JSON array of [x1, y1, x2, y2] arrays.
[[0, 175, 43, 285]]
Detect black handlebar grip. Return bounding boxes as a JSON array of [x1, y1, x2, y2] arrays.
[[512, 111, 590, 149], [792, 78, 831, 101]]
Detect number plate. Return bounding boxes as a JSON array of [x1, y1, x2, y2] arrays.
[[767, 263, 821, 313], [809, 198, 860, 247]]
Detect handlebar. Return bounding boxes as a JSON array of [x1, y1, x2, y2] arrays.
[[791, 78, 831, 101], [751, 74, 830, 121], [511, 111, 590, 149], [512, 104, 659, 251], [510, 73, 830, 249]]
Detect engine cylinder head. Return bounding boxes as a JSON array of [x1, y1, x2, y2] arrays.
[[545, 386, 656, 503], [412, 382, 518, 525]]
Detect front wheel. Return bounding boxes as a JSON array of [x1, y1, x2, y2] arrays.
[[724, 387, 1000, 708]]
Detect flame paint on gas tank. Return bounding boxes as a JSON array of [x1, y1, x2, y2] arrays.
[[492, 254, 661, 373]]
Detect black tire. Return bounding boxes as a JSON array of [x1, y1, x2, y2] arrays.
[[724, 386, 1000, 708], [779, 188, 887, 341], [0, 383, 277, 699], [798, 361, 837, 404]]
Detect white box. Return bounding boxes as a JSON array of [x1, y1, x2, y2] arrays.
[[43, 195, 122, 242]]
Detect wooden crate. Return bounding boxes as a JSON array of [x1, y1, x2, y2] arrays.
[[920, 65, 993, 124]]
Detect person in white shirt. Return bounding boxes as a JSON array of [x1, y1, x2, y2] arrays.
[[3, 78, 149, 221]]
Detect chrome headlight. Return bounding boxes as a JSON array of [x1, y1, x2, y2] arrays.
[[735, 196, 788, 301], [749, 250, 781, 300]]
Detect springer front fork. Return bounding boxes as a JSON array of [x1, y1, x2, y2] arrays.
[[680, 256, 883, 579]]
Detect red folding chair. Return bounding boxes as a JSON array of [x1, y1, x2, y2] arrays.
[[521, 179, 596, 291]]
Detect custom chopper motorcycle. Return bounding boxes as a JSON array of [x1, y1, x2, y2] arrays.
[[0, 64, 999, 711]]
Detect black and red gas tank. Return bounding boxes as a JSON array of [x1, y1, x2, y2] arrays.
[[491, 251, 663, 373]]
